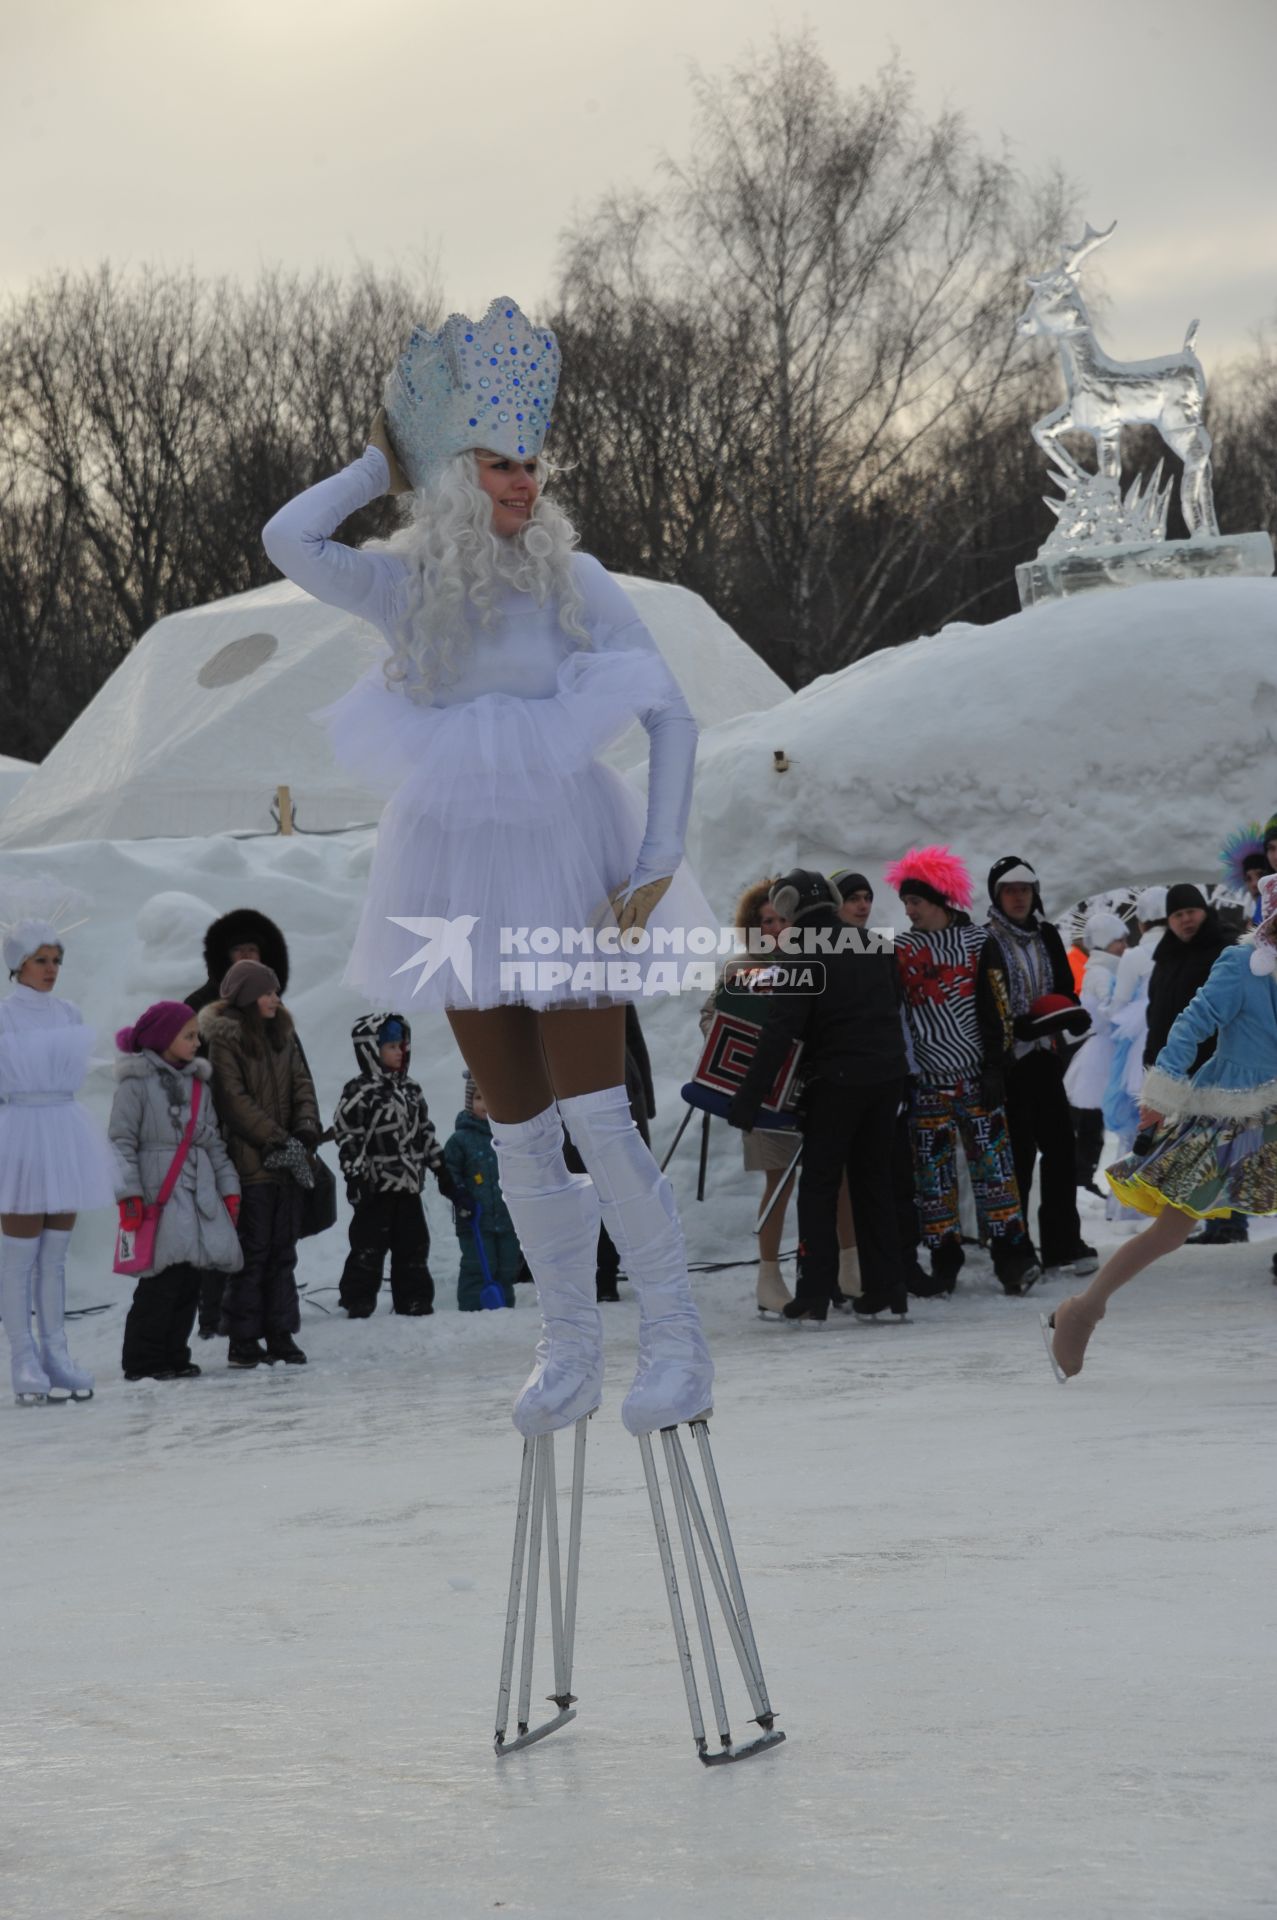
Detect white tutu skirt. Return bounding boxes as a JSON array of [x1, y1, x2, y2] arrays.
[[0, 1026, 118, 1214], [319, 648, 716, 1011], [1064, 1029, 1115, 1110]]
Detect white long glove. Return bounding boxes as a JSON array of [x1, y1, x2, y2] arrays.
[[611, 705, 698, 928]]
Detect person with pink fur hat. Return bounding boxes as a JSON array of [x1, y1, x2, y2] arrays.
[[109, 1002, 243, 1381], [886, 845, 1041, 1298], [1045, 871, 1277, 1379]]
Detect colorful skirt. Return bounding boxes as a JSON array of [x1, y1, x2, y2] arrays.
[[1106, 1102, 1277, 1220]]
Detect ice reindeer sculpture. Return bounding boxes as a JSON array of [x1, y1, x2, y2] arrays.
[[1018, 220, 1217, 540], [1014, 220, 1273, 604]]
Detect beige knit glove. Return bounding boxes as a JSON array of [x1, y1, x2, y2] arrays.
[[608, 875, 673, 935]]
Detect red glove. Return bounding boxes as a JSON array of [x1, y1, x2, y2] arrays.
[[119, 1197, 145, 1231], [225, 1194, 241, 1225]]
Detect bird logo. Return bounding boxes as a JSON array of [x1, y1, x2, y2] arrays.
[[388, 915, 479, 998]]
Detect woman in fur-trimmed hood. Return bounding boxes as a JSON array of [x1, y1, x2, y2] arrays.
[[185, 909, 291, 1016], [1046, 873, 1277, 1382]]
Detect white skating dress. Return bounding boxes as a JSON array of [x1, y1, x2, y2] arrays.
[[0, 985, 117, 1214], [263, 449, 715, 1011], [1064, 948, 1121, 1110]]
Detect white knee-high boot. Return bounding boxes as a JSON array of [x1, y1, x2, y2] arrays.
[[488, 1104, 604, 1436], [557, 1085, 713, 1436], [1, 1234, 52, 1401], [34, 1228, 94, 1398]]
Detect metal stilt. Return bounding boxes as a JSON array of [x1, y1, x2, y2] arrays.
[[640, 1418, 786, 1766], [493, 1416, 589, 1756]]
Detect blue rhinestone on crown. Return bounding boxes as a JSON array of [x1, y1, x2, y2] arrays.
[[383, 296, 561, 491]]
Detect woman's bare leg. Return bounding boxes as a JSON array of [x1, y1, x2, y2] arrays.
[[446, 1007, 553, 1121], [1078, 1205, 1197, 1313], [1, 1214, 45, 1239], [757, 1168, 794, 1264], [1051, 1205, 1197, 1377]]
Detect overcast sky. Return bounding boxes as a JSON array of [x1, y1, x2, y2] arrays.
[[5, 0, 1275, 379]]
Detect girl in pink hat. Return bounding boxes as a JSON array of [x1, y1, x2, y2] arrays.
[[110, 1003, 243, 1382]]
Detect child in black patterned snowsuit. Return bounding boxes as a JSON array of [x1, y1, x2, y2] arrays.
[[331, 1012, 456, 1316], [443, 1077, 522, 1311]]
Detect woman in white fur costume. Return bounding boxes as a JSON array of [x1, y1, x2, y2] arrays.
[[0, 905, 116, 1403]]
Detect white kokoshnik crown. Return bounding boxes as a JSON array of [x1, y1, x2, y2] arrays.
[[383, 296, 561, 491], [1, 876, 89, 974]]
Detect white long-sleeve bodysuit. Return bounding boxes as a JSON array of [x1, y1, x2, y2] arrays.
[[262, 449, 714, 1010]]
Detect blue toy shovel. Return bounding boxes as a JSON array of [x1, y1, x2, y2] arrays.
[[470, 1200, 506, 1310]]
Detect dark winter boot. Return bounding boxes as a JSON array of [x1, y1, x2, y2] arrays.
[[913, 1235, 964, 1297], [1042, 1240, 1099, 1275], [228, 1339, 271, 1369], [992, 1236, 1043, 1296], [339, 1248, 383, 1318], [851, 1288, 909, 1321], [198, 1272, 226, 1339], [1188, 1214, 1248, 1246], [266, 1333, 307, 1365], [781, 1298, 828, 1324], [389, 1263, 435, 1316]]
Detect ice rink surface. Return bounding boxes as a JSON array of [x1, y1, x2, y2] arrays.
[[3, 1231, 1273, 1920]]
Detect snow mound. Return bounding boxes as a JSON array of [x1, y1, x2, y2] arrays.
[[0, 573, 788, 850], [688, 576, 1277, 914], [0, 751, 35, 816]]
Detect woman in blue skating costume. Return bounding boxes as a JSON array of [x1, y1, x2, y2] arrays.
[[261, 300, 713, 1441], [1046, 872, 1277, 1379]]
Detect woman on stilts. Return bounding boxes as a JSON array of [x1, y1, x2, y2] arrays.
[[262, 300, 779, 1760], [1046, 872, 1277, 1379]]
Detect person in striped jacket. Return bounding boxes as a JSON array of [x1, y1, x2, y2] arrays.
[[886, 846, 1041, 1297]]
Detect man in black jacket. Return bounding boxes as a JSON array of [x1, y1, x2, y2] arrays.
[[726, 870, 909, 1321], [1145, 883, 1241, 1245], [985, 857, 1096, 1276]]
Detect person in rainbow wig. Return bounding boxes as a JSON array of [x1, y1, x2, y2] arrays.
[[885, 844, 1041, 1297]]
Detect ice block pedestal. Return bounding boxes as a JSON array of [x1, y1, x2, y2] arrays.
[[1016, 530, 1274, 609]]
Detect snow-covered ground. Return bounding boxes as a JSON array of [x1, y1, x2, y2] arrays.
[[2, 564, 1276, 1917], [3, 1214, 1274, 1920]]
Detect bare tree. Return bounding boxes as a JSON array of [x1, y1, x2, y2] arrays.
[[556, 36, 1072, 677], [0, 261, 437, 756]]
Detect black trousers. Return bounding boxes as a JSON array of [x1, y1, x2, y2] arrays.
[[122, 1261, 202, 1374], [795, 1078, 906, 1310], [221, 1183, 303, 1342], [1003, 1050, 1082, 1265], [1073, 1106, 1105, 1188], [340, 1192, 434, 1314]]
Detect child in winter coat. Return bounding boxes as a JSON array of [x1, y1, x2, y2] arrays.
[[110, 1002, 243, 1381], [331, 1011, 456, 1316], [200, 960, 320, 1369], [443, 1077, 522, 1310]]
